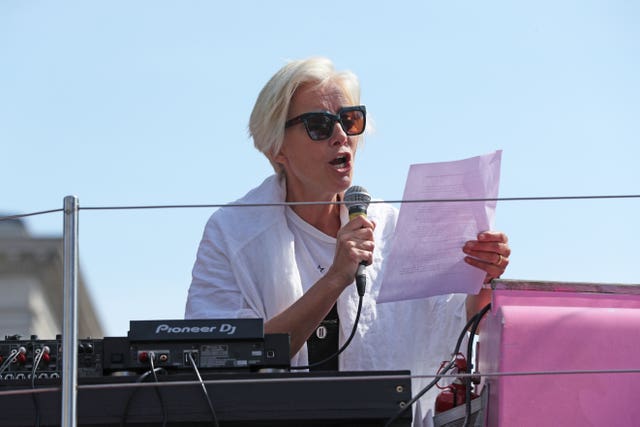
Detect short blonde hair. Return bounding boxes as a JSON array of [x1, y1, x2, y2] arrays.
[[249, 57, 361, 174]]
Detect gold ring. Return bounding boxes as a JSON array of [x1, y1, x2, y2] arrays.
[[497, 254, 503, 265]]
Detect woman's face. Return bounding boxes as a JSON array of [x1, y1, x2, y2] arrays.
[[274, 81, 359, 202]]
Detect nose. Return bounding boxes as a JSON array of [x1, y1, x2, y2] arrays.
[[330, 121, 349, 146]]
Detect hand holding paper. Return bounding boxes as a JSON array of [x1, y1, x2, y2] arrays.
[[378, 150, 503, 303]]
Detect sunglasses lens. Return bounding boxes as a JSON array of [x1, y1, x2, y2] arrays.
[[340, 110, 365, 135], [291, 107, 366, 141], [305, 115, 334, 140]]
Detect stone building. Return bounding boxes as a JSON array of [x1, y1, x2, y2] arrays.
[[0, 216, 103, 339]]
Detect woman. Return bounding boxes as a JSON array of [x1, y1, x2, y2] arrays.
[[185, 57, 510, 422]]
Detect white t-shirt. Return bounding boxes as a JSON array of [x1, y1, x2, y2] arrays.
[[284, 206, 336, 292]]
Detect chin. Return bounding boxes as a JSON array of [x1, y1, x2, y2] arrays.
[[338, 177, 352, 191]]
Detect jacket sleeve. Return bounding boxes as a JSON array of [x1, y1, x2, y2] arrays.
[[184, 213, 259, 320]]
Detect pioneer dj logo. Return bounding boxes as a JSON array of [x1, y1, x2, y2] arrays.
[[154, 323, 237, 335]]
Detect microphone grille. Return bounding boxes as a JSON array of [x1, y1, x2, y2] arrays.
[[344, 185, 371, 209]]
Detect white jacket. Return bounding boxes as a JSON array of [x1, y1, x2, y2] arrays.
[[185, 174, 468, 425]]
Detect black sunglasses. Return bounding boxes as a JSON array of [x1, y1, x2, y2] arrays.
[[285, 105, 366, 141]]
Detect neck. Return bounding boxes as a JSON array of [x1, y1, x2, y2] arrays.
[[288, 194, 342, 237]]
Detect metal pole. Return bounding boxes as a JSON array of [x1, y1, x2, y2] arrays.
[[62, 196, 79, 427]]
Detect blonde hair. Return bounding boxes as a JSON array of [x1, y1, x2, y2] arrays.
[[249, 57, 361, 174]]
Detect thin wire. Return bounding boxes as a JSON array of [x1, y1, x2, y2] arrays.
[[76, 193, 640, 211], [148, 353, 168, 427], [0, 349, 22, 375], [393, 194, 640, 203], [463, 304, 492, 427], [30, 347, 46, 427], [290, 295, 364, 371], [187, 352, 219, 427], [119, 366, 167, 427], [0, 209, 63, 221], [31, 347, 46, 387], [445, 368, 640, 379], [1, 194, 637, 221], [0, 367, 638, 400]]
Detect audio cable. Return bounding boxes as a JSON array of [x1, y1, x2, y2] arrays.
[[187, 352, 219, 427], [30, 346, 48, 427], [147, 353, 168, 427], [120, 357, 168, 427], [0, 347, 24, 376], [462, 303, 492, 427]]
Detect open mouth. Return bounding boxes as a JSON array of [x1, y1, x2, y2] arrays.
[[329, 153, 350, 169]]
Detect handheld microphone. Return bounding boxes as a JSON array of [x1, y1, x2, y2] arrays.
[[344, 185, 371, 297]]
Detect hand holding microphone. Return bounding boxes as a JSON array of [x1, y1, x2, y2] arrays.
[[344, 186, 372, 297]]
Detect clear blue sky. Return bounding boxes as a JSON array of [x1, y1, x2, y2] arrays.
[[2, 1, 638, 337]]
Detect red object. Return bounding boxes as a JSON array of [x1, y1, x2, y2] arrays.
[[434, 353, 478, 414], [435, 380, 478, 413]]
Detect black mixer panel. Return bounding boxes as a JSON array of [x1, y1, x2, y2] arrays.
[[0, 320, 413, 425], [0, 335, 103, 381]]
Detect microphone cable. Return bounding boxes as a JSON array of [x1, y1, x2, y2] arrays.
[[290, 185, 370, 370], [289, 294, 363, 371], [383, 303, 491, 427]]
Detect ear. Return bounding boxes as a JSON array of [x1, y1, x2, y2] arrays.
[[272, 148, 289, 170]]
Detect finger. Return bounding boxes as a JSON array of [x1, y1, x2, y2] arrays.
[[495, 253, 509, 267], [464, 255, 506, 282], [336, 230, 375, 264], [478, 231, 509, 244], [337, 224, 374, 244], [346, 239, 375, 254], [347, 214, 375, 231], [359, 248, 374, 266], [463, 243, 511, 260], [464, 252, 508, 270]]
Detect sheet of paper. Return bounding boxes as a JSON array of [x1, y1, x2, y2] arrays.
[[377, 150, 502, 303]]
